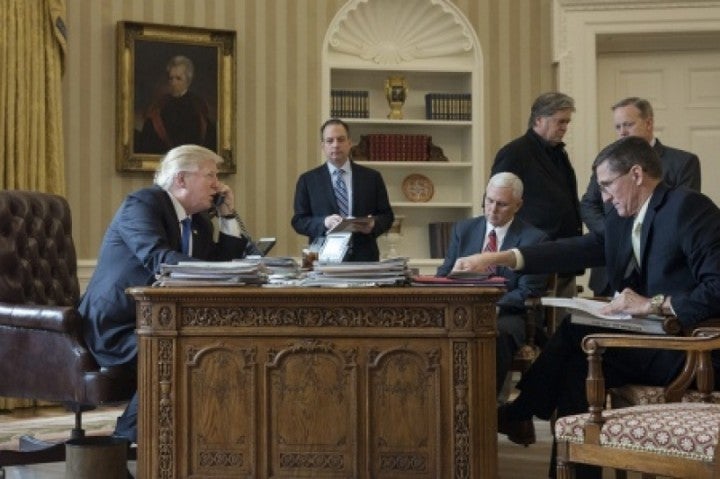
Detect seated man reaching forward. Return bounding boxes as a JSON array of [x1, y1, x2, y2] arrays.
[[437, 172, 549, 398]]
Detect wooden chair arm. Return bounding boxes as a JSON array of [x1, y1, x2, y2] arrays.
[[581, 327, 720, 426], [582, 329, 720, 353]]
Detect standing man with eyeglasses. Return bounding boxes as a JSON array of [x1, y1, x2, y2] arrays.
[[581, 97, 701, 296], [291, 118, 394, 261]]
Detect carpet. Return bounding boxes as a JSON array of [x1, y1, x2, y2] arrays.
[[0, 406, 122, 451]]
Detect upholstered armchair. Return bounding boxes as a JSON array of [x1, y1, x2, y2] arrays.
[[555, 328, 720, 478], [0, 190, 135, 469]]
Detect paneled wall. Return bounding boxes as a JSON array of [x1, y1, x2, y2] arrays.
[[64, 0, 554, 260]]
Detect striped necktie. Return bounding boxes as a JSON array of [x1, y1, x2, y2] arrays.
[[334, 169, 349, 217], [180, 217, 192, 255], [483, 229, 497, 274]]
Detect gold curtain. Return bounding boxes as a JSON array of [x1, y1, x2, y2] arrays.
[[0, 0, 66, 411], [0, 0, 66, 193]]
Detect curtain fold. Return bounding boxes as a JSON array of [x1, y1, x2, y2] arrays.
[[0, 0, 66, 411], [0, 0, 65, 194]]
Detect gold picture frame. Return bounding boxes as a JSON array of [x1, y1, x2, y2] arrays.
[[116, 21, 236, 173]]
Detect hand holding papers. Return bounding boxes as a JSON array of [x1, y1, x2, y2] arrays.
[[328, 216, 374, 234], [541, 297, 668, 334]]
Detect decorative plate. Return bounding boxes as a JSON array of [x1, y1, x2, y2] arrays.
[[402, 174, 434, 202]]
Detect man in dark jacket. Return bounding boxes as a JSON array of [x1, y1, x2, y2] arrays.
[[80, 144, 258, 442]]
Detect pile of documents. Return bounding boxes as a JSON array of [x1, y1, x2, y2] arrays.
[[541, 296, 667, 334], [300, 258, 411, 287], [154, 260, 268, 287], [411, 271, 507, 287]]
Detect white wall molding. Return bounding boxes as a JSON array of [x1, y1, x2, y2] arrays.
[[553, 0, 720, 185], [77, 259, 97, 293]]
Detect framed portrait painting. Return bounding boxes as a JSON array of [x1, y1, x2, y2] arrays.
[[116, 21, 236, 173]]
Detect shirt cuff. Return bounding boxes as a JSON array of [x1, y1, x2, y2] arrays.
[[219, 216, 241, 237], [510, 248, 525, 270]]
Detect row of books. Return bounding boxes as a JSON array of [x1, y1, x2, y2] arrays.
[[425, 93, 471, 121], [330, 90, 369, 118], [428, 221, 454, 259], [351, 134, 448, 162]]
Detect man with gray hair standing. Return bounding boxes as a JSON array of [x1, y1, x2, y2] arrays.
[[437, 172, 548, 404], [491, 92, 582, 314]]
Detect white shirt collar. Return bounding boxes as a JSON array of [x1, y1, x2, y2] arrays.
[[327, 160, 350, 175], [486, 218, 513, 248], [165, 190, 190, 222]]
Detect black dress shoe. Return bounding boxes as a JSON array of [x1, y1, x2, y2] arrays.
[[497, 403, 536, 446]]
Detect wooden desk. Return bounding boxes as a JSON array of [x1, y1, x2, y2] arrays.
[[128, 286, 501, 479]]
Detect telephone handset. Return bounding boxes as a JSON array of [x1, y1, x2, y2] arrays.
[[213, 193, 225, 209]]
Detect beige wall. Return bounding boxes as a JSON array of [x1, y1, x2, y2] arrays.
[[64, 0, 554, 259]]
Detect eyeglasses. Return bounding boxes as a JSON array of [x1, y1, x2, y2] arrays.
[[598, 170, 630, 194]]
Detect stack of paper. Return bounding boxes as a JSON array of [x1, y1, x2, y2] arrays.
[[541, 297, 667, 334], [300, 258, 410, 287], [411, 273, 507, 287], [154, 260, 268, 287]]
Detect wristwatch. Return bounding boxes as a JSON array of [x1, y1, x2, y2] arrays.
[[650, 294, 665, 315]]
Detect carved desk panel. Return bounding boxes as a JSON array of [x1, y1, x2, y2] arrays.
[[128, 286, 501, 479]]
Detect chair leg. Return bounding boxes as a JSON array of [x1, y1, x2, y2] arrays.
[[556, 460, 572, 479], [614, 470, 628, 479]]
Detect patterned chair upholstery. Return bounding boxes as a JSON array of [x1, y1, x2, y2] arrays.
[[0, 190, 135, 469], [555, 329, 720, 479]]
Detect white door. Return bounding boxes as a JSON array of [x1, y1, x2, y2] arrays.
[[597, 49, 720, 205]]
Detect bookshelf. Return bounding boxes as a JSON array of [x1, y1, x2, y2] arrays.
[[322, 0, 484, 273]]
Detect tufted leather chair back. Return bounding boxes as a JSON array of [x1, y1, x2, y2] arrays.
[[0, 190, 134, 406], [0, 190, 80, 306]]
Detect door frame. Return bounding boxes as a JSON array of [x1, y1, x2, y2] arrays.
[[552, 0, 720, 184]]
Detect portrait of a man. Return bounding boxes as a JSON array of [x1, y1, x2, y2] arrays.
[[116, 22, 235, 173], [133, 42, 218, 155]]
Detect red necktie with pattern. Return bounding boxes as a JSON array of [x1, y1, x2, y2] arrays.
[[483, 229, 497, 274]]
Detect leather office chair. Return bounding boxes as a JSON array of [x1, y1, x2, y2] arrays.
[[555, 328, 720, 478], [0, 190, 135, 470]]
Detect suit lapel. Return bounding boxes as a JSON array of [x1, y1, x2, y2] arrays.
[[320, 166, 339, 211], [639, 184, 669, 270], [501, 219, 522, 250]]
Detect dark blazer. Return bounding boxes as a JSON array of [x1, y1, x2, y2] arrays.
[[522, 184, 720, 331], [291, 161, 394, 261], [79, 186, 248, 367], [491, 129, 582, 241], [437, 216, 549, 313], [580, 139, 701, 294]]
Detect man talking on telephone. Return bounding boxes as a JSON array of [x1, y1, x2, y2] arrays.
[[79, 144, 259, 449]]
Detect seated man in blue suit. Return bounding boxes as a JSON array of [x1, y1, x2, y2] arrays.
[[79, 144, 260, 445], [453, 136, 720, 479], [437, 172, 549, 398], [291, 118, 394, 261]]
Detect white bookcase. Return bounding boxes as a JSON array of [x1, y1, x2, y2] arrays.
[[322, 0, 484, 273]]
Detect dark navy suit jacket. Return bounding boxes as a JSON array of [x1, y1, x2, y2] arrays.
[[580, 139, 702, 294], [79, 186, 249, 367], [492, 129, 582, 241], [291, 161, 394, 261], [437, 216, 549, 313], [522, 184, 720, 331]]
